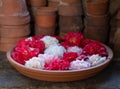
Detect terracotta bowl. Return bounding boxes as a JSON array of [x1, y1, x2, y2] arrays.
[[6, 45, 113, 82]]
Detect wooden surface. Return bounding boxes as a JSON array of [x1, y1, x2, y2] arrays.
[[0, 52, 120, 89]]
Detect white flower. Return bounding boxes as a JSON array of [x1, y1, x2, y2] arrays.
[[88, 54, 107, 66], [67, 46, 82, 55], [44, 45, 66, 58], [38, 54, 58, 64], [25, 57, 45, 69], [69, 60, 91, 70], [41, 36, 59, 48]]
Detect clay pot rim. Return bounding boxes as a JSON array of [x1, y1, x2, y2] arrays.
[[85, 0, 108, 4], [6, 44, 113, 73], [36, 7, 57, 15], [48, 0, 60, 2], [86, 13, 109, 17]]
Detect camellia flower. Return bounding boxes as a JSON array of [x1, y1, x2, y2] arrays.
[[41, 36, 59, 48], [44, 59, 70, 70], [63, 52, 78, 62], [44, 45, 66, 58], [12, 46, 40, 65], [67, 46, 82, 55], [80, 39, 93, 48], [76, 54, 88, 60], [82, 41, 108, 57], [38, 54, 58, 64], [60, 42, 70, 49], [88, 54, 107, 66], [69, 60, 91, 70], [64, 32, 85, 47], [25, 57, 45, 69]]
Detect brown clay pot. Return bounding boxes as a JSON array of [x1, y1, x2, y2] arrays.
[[0, 0, 29, 16], [0, 43, 15, 52], [85, 0, 109, 15], [59, 16, 83, 32], [27, 0, 47, 7], [84, 25, 109, 43], [0, 24, 30, 37], [60, 0, 81, 5], [58, 4, 82, 16], [0, 37, 27, 44], [35, 25, 56, 36], [35, 7, 57, 28], [48, 0, 60, 8], [0, 15, 30, 25], [85, 14, 109, 26]]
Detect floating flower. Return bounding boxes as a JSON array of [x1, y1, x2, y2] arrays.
[[64, 32, 85, 47], [60, 42, 70, 49], [25, 57, 45, 69], [63, 52, 78, 62], [44, 45, 66, 58], [76, 54, 88, 60], [44, 59, 70, 70], [69, 60, 91, 70], [82, 41, 108, 57], [88, 54, 107, 66], [67, 46, 82, 55], [41, 36, 59, 48], [38, 54, 58, 64]]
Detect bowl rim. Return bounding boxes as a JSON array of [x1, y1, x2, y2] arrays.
[[6, 44, 113, 73]]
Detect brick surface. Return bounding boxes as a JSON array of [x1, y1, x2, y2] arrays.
[[0, 52, 120, 89]]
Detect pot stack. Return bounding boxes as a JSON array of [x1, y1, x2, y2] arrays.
[[84, 0, 109, 43], [113, 10, 120, 55], [58, 0, 83, 37], [0, 0, 30, 52], [48, 0, 60, 8], [35, 7, 57, 36]]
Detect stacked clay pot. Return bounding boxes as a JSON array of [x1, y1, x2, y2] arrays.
[[48, 0, 60, 8], [0, 0, 30, 52], [58, 0, 83, 37], [35, 6, 57, 35], [113, 10, 120, 55], [84, 0, 109, 43], [27, 0, 47, 19]]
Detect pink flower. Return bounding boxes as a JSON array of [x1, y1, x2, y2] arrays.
[[44, 59, 70, 70], [76, 54, 88, 60], [63, 52, 78, 62]]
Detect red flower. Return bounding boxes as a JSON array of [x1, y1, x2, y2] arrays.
[[64, 32, 85, 47], [81, 39, 93, 48], [12, 46, 40, 65], [63, 52, 78, 62], [30, 40, 45, 53], [60, 42, 70, 49], [82, 41, 108, 57], [44, 59, 70, 70]]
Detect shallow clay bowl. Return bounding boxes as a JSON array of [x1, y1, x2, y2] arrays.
[[6, 45, 113, 82]]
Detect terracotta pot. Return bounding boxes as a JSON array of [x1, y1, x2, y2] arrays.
[[85, 14, 109, 26], [0, 24, 30, 37], [60, 0, 81, 5], [0, 15, 30, 25], [59, 16, 83, 32], [0, 0, 29, 16], [35, 7, 57, 28], [58, 4, 82, 16], [48, 1, 60, 8], [0, 43, 15, 52], [35, 25, 56, 36], [0, 37, 27, 44], [84, 25, 109, 43], [85, 0, 109, 15], [27, 0, 46, 7]]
